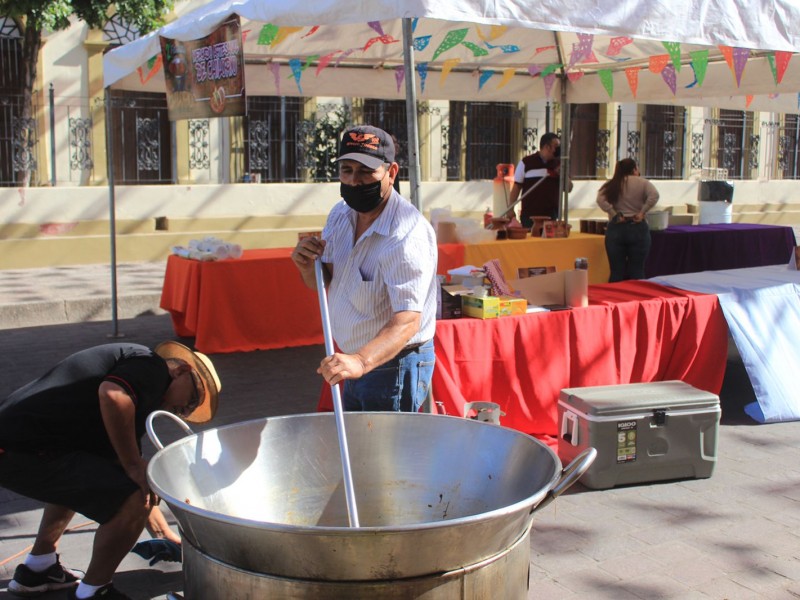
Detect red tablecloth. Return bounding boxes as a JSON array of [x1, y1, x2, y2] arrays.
[[317, 281, 728, 442], [430, 280, 728, 440]]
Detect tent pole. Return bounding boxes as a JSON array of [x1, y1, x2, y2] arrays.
[[401, 18, 422, 211], [104, 88, 122, 338], [559, 83, 571, 224]]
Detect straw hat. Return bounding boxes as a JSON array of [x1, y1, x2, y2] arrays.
[[154, 341, 221, 423]]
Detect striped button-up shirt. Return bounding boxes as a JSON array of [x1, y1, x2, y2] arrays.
[[322, 190, 438, 354]]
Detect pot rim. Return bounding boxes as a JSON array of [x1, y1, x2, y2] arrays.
[[148, 412, 563, 534]]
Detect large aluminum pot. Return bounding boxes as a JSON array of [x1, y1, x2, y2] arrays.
[[147, 411, 594, 581]]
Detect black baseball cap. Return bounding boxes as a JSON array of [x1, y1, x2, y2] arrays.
[[336, 125, 395, 169]]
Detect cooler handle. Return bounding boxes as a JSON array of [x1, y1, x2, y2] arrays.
[[561, 410, 579, 446]]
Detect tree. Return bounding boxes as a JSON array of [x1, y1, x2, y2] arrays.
[[0, 0, 172, 185]]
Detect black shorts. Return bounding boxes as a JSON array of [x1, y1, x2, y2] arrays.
[[0, 449, 139, 524]]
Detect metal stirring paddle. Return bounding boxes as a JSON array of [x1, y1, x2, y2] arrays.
[[314, 257, 360, 527]]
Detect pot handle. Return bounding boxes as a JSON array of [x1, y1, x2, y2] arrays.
[[531, 447, 597, 514], [146, 410, 194, 450]]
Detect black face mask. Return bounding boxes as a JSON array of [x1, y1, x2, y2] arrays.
[[340, 179, 386, 213]]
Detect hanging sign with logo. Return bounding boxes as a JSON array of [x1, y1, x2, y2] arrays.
[[159, 15, 246, 121]]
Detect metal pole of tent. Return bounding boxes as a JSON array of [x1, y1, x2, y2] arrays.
[[104, 88, 122, 338], [559, 83, 571, 224], [401, 18, 422, 211]]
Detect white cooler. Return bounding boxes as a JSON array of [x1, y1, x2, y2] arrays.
[[558, 381, 720, 489]]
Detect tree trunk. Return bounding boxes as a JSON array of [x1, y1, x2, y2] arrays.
[[16, 21, 42, 187]]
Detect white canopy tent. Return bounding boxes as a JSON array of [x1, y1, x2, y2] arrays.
[[100, 0, 800, 332], [105, 0, 800, 109]]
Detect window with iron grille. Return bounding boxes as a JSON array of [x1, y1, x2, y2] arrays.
[[716, 109, 746, 179], [464, 102, 516, 181], [780, 114, 800, 180], [363, 99, 407, 182], [569, 104, 599, 179], [0, 22, 25, 186], [243, 96, 304, 182], [642, 105, 685, 179]]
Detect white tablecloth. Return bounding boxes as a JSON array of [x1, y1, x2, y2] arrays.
[[651, 264, 800, 423]]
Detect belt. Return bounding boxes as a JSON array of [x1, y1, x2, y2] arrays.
[[400, 339, 431, 353]]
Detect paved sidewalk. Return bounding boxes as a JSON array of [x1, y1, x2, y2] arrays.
[[0, 261, 167, 329], [0, 263, 799, 599]]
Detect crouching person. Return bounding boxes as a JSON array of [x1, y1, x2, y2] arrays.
[[0, 342, 220, 599]]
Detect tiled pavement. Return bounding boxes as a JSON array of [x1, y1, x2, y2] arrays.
[[0, 263, 799, 599]]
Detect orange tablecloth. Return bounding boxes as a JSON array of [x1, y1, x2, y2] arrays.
[[160, 249, 324, 353], [318, 281, 728, 442], [463, 232, 609, 284], [431, 280, 727, 440], [160, 235, 608, 354]]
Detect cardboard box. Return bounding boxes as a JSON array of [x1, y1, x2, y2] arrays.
[[509, 269, 588, 309], [461, 294, 499, 319], [499, 296, 527, 316], [438, 284, 469, 319], [461, 294, 527, 319]]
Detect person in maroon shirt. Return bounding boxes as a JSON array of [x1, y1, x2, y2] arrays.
[[0, 342, 220, 600]]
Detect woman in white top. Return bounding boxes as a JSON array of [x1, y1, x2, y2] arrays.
[[596, 158, 660, 282]]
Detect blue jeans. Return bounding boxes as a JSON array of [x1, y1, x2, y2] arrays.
[[343, 340, 435, 412], [605, 219, 651, 282]]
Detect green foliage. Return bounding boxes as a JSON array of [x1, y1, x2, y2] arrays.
[[0, 0, 172, 32], [299, 103, 351, 182]]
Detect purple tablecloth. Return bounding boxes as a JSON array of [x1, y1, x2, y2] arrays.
[[645, 223, 797, 278]]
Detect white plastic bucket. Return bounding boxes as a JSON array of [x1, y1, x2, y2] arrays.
[[698, 201, 732, 224], [645, 211, 669, 231]]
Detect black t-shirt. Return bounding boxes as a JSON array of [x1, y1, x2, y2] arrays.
[[0, 343, 171, 456]]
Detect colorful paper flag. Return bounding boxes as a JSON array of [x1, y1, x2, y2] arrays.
[[258, 24, 280, 45], [268, 62, 281, 94], [475, 25, 508, 42], [478, 70, 495, 90], [607, 37, 633, 56], [497, 68, 516, 89], [413, 36, 431, 52], [137, 54, 163, 85], [625, 66, 640, 98], [662, 42, 682, 72], [362, 34, 399, 52], [485, 41, 521, 54], [367, 21, 384, 36], [661, 64, 677, 95], [417, 62, 429, 92], [541, 63, 561, 77], [567, 70, 584, 82], [569, 34, 594, 68], [316, 51, 341, 76], [441, 58, 460, 85], [395, 66, 405, 93], [746, 95, 754, 108], [543, 73, 556, 98], [289, 58, 303, 93], [432, 29, 468, 61], [598, 69, 613, 97], [301, 26, 320, 38], [462, 41, 489, 57], [689, 50, 709, 87], [649, 55, 669, 74], [528, 64, 544, 77], [732, 48, 750, 87], [774, 51, 793, 84]]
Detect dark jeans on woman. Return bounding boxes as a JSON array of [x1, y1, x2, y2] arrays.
[[604, 218, 651, 282]]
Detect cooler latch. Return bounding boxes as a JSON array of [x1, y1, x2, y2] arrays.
[[652, 408, 667, 426]]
